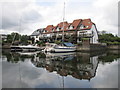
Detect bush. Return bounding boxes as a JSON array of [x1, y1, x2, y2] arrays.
[[82, 38, 89, 40], [99, 33, 120, 43], [107, 42, 120, 45], [77, 42, 82, 46], [55, 40, 61, 45], [36, 41, 45, 46]]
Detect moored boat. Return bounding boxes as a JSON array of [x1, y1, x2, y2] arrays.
[[42, 2, 76, 53], [10, 45, 41, 52], [42, 42, 76, 53]]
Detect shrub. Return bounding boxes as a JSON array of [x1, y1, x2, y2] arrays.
[[82, 38, 89, 40], [55, 40, 61, 45], [107, 42, 120, 45], [36, 41, 45, 46]]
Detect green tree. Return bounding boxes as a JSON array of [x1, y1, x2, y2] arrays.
[[7, 33, 21, 44], [5, 32, 32, 45], [20, 35, 29, 45], [98, 33, 120, 45]]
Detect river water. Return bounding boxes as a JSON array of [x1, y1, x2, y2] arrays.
[[1, 50, 119, 88]]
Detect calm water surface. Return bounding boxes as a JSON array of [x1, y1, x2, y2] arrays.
[[1, 50, 119, 88]]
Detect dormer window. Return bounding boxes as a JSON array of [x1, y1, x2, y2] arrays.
[[66, 27, 68, 29], [43, 30, 46, 33], [69, 25, 73, 29], [56, 27, 59, 31], [80, 25, 84, 29], [61, 27, 64, 30], [73, 26, 74, 29], [86, 26, 89, 28]]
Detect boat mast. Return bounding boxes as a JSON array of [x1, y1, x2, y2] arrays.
[[62, 2, 65, 44], [19, 17, 22, 44], [11, 17, 21, 45], [62, 75, 64, 89], [11, 33, 16, 45]]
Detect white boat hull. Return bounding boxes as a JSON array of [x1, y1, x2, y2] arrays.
[[11, 45, 41, 52], [53, 48, 76, 53], [43, 43, 76, 53], [43, 47, 76, 53]]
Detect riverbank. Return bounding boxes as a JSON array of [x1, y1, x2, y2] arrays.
[[107, 45, 120, 50], [77, 43, 107, 52], [2, 44, 120, 52]]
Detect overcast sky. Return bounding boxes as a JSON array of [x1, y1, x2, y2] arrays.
[[0, 0, 119, 35]]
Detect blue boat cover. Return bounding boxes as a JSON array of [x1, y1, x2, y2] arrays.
[[63, 42, 75, 47]]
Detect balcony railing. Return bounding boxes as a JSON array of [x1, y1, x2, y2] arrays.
[[79, 33, 94, 38]]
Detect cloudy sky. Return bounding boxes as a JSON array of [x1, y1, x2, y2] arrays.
[[0, 0, 119, 35]]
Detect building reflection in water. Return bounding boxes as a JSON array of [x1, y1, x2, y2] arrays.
[[31, 52, 99, 81], [3, 50, 119, 81], [2, 50, 119, 88]]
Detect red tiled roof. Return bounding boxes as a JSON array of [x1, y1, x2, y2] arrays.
[[71, 19, 82, 30], [45, 25, 55, 33], [80, 19, 93, 30], [41, 18, 94, 34], [56, 21, 69, 31]]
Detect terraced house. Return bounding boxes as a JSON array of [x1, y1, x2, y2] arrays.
[[31, 19, 99, 44]]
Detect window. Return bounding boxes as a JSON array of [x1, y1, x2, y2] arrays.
[[80, 25, 84, 29], [88, 22, 90, 24], [43, 30, 45, 33], [69, 25, 73, 29], [52, 29, 54, 32], [87, 30, 91, 34], [57, 27, 59, 31], [92, 31, 94, 34]]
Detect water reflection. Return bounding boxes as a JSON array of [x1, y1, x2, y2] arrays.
[[31, 52, 98, 81], [2, 50, 119, 88]]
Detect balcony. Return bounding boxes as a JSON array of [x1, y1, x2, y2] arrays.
[[79, 33, 93, 38]]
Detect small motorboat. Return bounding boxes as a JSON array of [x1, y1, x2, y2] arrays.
[[10, 45, 41, 52]]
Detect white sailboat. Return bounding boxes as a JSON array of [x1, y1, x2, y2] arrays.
[[43, 2, 76, 53], [43, 42, 76, 53]]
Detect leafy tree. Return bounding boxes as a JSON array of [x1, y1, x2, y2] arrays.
[[6, 33, 21, 44], [20, 35, 29, 45], [4, 32, 33, 45], [98, 33, 120, 45], [36, 41, 45, 46], [55, 40, 61, 44]]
